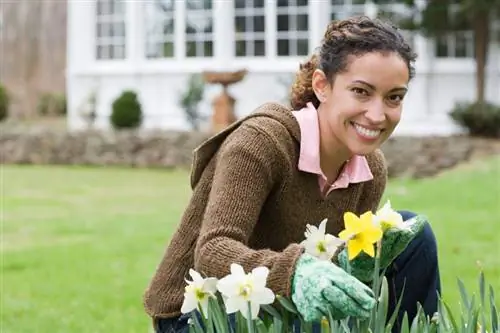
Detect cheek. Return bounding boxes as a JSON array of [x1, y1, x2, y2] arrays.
[[386, 109, 402, 125]]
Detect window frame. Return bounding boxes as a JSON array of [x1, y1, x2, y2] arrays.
[[85, 0, 479, 76]]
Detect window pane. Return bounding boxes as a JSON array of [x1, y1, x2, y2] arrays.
[[96, 0, 126, 60], [234, 0, 266, 57], [204, 41, 213, 57], [144, 0, 175, 58], [297, 14, 308, 31], [236, 41, 246, 56], [254, 40, 265, 56], [254, 0, 265, 8], [277, 39, 289, 56], [275, 1, 309, 56], [185, 1, 213, 58], [277, 15, 289, 31], [235, 16, 246, 32], [297, 39, 309, 55], [254, 16, 265, 32]]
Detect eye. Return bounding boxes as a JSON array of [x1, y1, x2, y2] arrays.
[[352, 87, 369, 96], [387, 94, 405, 105]]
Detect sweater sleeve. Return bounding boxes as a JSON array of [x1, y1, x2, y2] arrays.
[[357, 149, 388, 214], [193, 124, 304, 298]]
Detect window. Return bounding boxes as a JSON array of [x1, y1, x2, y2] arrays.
[[435, 32, 474, 58], [185, 0, 213, 57], [434, 2, 473, 58], [234, 0, 266, 57], [95, 0, 126, 60], [331, 0, 366, 21], [276, 0, 309, 56], [144, 0, 175, 58]]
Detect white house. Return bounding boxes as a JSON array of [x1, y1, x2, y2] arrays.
[[66, 0, 500, 136]]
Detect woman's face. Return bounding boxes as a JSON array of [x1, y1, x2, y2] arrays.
[[313, 52, 409, 157]]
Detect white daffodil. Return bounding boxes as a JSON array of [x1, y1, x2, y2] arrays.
[[374, 200, 404, 231], [300, 218, 344, 261], [216, 264, 275, 320], [180, 269, 218, 317]]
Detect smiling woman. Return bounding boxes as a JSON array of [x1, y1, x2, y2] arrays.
[[144, 16, 440, 333]]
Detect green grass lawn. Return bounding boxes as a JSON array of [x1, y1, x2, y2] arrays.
[[2, 156, 499, 332]]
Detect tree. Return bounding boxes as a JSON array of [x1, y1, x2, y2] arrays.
[[376, 0, 500, 106]]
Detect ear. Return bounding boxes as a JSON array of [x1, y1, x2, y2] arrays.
[[312, 69, 330, 103]]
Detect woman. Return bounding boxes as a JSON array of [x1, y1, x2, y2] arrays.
[[144, 16, 441, 333]]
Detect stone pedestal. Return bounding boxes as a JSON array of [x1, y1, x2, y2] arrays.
[[211, 90, 237, 133], [202, 69, 247, 133]]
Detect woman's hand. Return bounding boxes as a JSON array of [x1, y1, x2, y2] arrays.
[[291, 253, 376, 322]]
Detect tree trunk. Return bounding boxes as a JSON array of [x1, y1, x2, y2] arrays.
[[472, 10, 490, 107]]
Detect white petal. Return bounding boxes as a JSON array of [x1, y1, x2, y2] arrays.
[[251, 266, 269, 287], [203, 277, 218, 294], [249, 301, 260, 319], [230, 263, 246, 277], [217, 276, 239, 297], [181, 293, 197, 314], [324, 234, 343, 246], [189, 269, 204, 283], [252, 287, 275, 305], [225, 296, 246, 315], [318, 218, 328, 234]]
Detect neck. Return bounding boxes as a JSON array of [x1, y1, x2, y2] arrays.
[[317, 107, 352, 181]]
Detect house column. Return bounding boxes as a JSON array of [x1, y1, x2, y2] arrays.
[[213, 0, 234, 70]]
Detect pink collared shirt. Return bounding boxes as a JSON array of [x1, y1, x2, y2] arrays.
[[291, 102, 373, 197]]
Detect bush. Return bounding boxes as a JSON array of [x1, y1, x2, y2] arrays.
[[450, 101, 500, 138], [37, 93, 67, 116], [110, 90, 143, 129], [0, 84, 10, 122]]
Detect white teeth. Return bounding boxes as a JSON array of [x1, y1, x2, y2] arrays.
[[353, 123, 381, 138]]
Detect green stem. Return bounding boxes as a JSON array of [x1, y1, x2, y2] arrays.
[[246, 302, 255, 333]]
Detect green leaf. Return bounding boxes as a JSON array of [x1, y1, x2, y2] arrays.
[[490, 285, 499, 333], [375, 277, 389, 333], [401, 313, 410, 333], [386, 280, 405, 331], [276, 295, 298, 314], [261, 305, 282, 321], [272, 316, 283, 333], [255, 319, 268, 333], [458, 278, 471, 312]]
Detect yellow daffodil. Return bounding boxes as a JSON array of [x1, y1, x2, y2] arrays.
[[338, 211, 383, 260]]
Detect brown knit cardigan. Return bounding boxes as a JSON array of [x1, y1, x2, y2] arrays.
[[143, 102, 387, 318]]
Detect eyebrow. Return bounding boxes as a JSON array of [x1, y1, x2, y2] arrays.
[[352, 80, 408, 92]]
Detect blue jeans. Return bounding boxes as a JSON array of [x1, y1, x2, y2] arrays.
[[154, 211, 441, 333]]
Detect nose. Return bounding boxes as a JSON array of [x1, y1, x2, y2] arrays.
[[364, 102, 386, 124]]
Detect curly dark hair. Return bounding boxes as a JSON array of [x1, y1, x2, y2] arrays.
[[290, 16, 417, 110]]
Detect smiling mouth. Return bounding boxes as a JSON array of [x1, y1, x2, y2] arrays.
[[351, 122, 382, 139]]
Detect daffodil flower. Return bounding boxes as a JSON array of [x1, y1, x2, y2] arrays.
[[373, 200, 404, 231], [180, 269, 218, 317], [216, 264, 275, 320], [300, 218, 344, 261], [338, 211, 383, 260]]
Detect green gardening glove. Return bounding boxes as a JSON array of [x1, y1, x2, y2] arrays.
[[291, 253, 376, 323], [337, 214, 427, 283]]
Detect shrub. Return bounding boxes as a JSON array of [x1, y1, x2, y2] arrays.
[[110, 90, 143, 129], [0, 84, 10, 122], [37, 93, 67, 116], [450, 101, 500, 138], [179, 74, 206, 131]]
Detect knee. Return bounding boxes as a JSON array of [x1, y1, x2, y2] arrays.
[[398, 210, 439, 263], [413, 219, 439, 266]]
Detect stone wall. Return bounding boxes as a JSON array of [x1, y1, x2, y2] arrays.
[[1, 128, 499, 178]]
